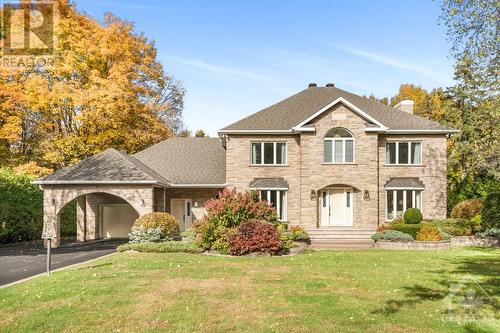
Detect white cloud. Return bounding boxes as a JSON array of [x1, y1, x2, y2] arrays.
[[334, 45, 449, 83], [165, 57, 270, 81]]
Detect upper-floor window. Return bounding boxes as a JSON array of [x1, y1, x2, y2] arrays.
[[251, 142, 287, 165], [324, 128, 354, 163], [386, 141, 422, 165]]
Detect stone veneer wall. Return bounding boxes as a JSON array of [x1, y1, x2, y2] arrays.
[[225, 103, 448, 230], [377, 134, 447, 222], [225, 134, 301, 224], [299, 104, 378, 230], [42, 184, 154, 247]]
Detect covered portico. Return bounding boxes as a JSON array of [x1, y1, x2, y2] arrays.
[[34, 148, 170, 247]]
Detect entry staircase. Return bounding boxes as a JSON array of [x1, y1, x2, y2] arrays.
[[305, 227, 375, 249]]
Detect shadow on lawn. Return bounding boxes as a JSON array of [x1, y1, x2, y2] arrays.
[[373, 248, 500, 316]]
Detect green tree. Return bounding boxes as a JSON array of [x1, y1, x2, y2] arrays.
[[194, 129, 208, 137]]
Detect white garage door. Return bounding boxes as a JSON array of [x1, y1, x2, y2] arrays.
[[101, 204, 139, 238]]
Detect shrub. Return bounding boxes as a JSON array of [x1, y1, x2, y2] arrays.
[[476, 228, 500, 238], [195, 189, 277, 251], [482, 193, 500, 229], [227, 219, 281, 255], [450, 198, 484, 219], [134, 212, 180, 240], [371, 230, 414, 242], [180, 227, 196, 241], [416, 224, 442, 241], [129, 226, 167, 243], [389, 223, 422, 238], [289, 226, 310, 243], [429, 218, 471, 236], [467, 214, 482, 233], [117, 241, 203, 253], [404, 208, 423, 224], [0, 168, 43, 243]]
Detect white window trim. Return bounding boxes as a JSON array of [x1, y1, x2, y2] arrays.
[[385, 189, 423, 221], [258, 189, 288, 221], [250, 141, 288, 166], [323, 128, 355, 164], [385, 141, 423, 166]]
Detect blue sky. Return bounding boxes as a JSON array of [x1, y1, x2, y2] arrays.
[[77, 0, 455, 136]]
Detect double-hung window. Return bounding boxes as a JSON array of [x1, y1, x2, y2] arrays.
[[251, 142, 287, 165], [260, 190, 287, 220], [324, 128, 355, 163], [386, 189, 422, 220], [386, 141, 422, 165]]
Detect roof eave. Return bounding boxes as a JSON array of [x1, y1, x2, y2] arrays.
[[32, 180, 167, 186], [218, 129, 294, 135], [170, 183, 226, 188], [383, 129, 460, 134]]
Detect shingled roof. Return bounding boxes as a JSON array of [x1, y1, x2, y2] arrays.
[[133, 138, 226, 186], [34, 148, 170, 185], [220, 86, 457, 133]]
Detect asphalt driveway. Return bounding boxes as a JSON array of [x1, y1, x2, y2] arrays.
[[0, 239, 126, 287]]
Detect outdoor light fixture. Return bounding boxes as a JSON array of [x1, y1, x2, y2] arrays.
[[141, 199, 145, 207], [364, 190, 370, 201], [194, 201, 199, 208], [310, 190, 316, 200], [51, 198, 56, 205]]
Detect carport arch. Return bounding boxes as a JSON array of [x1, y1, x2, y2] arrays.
[[42, 185, 155, 247]]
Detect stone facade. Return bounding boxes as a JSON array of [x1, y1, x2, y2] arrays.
[[42, 184, 154, 247], [225, 103, 448, 233], [378, 134, 447, 222]]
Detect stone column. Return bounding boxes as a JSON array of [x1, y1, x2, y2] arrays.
[[76, 196, 86, 242]]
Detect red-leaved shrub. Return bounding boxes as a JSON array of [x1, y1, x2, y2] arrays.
[[227, 219, 282, 255], [194, 189, 278, 252]]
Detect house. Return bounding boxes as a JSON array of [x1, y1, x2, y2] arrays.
[[35, 83, 458, 247]]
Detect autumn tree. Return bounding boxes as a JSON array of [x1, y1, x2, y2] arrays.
[[0, 0, 184, 168], [194, 129, 208, 137]]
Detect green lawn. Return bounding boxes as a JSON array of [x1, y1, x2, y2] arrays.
[[1, 248, 498, 333]]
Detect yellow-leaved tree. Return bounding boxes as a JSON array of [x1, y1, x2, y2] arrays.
[[0, 0, 184, 168]]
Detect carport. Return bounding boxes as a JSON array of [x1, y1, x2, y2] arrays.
[[34, 138, 227, 248], [34, 149, 170, 247]]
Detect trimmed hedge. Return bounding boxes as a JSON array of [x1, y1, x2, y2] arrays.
[[404, 208, 423, 224], [117, 241, 203, 253], [0, 167, 77, 243], [0, 168, 43, 243], [482, 192, 500, 229], [371, 230, 414, 242], [389, 223, 422, 238]]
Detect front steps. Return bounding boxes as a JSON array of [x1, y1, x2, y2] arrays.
[[306, 228, 376, 249]]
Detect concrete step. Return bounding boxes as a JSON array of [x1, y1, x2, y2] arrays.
[[306, 228, 375, 240], [310, 239, 375, 250]]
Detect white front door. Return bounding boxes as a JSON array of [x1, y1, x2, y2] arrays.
[[171, 199, 192, 231], [320, 188, 353, 226]]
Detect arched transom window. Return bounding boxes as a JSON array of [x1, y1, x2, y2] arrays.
[[324, 128, 355, 163]]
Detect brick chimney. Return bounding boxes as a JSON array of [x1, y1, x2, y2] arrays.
[[394, 100, 414, 113]]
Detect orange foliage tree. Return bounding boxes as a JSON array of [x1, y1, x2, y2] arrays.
[[0, 0, 184, 168]]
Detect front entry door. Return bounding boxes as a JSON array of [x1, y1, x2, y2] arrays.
[[320, 188, 353, 226], [171, 199, 192, 231]]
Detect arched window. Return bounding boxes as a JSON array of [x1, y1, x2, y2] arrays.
[[324, 128, 354, 163]]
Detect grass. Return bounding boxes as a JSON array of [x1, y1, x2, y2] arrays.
[[0, 247, 498, 332], [117, 241, 203, 254]]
